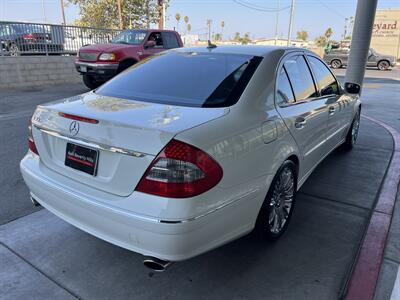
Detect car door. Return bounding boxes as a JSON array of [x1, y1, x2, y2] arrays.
[[306, 55, 347, 151], [142, 31, 166, 59], [275, 53, 329, 176]]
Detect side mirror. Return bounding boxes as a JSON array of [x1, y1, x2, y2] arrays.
[[344, 82, 361, 95], [144, 40, 156, 49]]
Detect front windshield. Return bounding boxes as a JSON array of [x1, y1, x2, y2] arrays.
[[111, 30, 146, 45]]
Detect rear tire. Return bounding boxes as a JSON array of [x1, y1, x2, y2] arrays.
[[83, 74, 102, 90], [330, 59, 342, 69], [377, 60, 390, 71], [9, 43, 20, 56], [256, 160, 297, 241], [342, 110, 360, 151]]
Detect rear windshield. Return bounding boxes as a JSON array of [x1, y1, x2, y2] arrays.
[[96, 51, 262, 107]]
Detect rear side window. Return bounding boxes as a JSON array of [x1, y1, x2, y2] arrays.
[[162, 32, 180, 49], [307, 56, 340, 96], [276, 67, 295, 105], [96, 51, 262, 107], [284, 55, 317, 101]]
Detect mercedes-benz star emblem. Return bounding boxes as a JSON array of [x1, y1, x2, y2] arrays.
[[69, 121, 80, 136]]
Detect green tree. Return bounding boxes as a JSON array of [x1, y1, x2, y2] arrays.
[[187, 23, 191, 34], [314, 35, 327, 47], [315, 28, 334, 48], [214, 33, 222, 41], [239, 32, 251, 45], [233, 32, 241, 42], [296, 30, 308, 41], [68, 0, 168, 29], [324, 28, 333, 39], [175, 13, 181, 32]]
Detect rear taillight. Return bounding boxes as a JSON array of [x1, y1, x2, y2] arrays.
[[23, 34, 35, 40], [28, 120, 39, 155], [135, 139, 223, 198]]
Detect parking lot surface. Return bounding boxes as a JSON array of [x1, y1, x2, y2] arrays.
[[0, 69, 399, 299]]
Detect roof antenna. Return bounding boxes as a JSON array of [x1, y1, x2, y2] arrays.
[[207, 40, 217, 49]]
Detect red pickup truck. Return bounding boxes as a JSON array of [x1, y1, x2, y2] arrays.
[[75, 29, 183, 89]]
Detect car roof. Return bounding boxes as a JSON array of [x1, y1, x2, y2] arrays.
[[172, 45, 310, 57]]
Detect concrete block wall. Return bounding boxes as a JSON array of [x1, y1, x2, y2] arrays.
[[0, 56, 81, 89]]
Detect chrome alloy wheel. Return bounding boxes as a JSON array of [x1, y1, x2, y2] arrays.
[[268, 166, 295, 234]]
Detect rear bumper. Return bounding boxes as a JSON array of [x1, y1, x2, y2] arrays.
[[75, 61, 119, 80], [20, 153, 256, 261]]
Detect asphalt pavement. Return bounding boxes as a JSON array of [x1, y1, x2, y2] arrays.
[[0, 69, 399, 299]]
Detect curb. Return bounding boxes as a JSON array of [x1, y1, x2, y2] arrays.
[[344, 115, 400, 300]]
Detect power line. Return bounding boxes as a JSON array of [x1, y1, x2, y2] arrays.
[[315, 0, 346, 18], [232, 0, 290, 12]]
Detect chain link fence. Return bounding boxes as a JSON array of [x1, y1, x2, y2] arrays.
[[0, 21, 121, 56]]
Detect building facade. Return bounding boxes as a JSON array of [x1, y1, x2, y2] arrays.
[[371, 8, 400, 59]]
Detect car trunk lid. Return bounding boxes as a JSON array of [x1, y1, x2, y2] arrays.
[[31, 92, 228, 196]]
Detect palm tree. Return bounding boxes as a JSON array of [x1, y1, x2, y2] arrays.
[[296, 30, 308, 41], [187, 23, 191, 34], [233, 32, 241, 42], [221, 21, 225, 38], [175, 13, 181, 32], [240, 32, 251, 45], [183, 16, 189, 34]]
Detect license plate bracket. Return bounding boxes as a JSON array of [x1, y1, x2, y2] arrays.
[[65, 143, 98, 176]]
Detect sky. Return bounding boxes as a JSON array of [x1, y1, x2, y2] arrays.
[[0, 0, 399, 41]]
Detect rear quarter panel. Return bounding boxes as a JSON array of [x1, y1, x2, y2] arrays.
[[175, 51, 300, 226]]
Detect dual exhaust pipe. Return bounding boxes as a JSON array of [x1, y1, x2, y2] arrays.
[[31, 196, 171, 272], [143, 257, 172, 272]]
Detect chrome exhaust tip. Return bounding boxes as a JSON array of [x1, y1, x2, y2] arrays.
[[30, 196, 41, 207], [143, 257, 172, 272]]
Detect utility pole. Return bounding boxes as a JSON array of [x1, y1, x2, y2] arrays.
[[117, 0, 123, 29], [41, 0, 47, 23], [275, 0, 280, 45], [343, 17, 348, 39], [60, 0, 66, 25], [287, 0, 295, 46], [348, 16, 355, 37], [207, 19, 212, 41]]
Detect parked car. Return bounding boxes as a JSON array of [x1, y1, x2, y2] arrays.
[[0, 23, 64, 56], [21, 46, 361, 271], [75, 29, 183, 89], [323, 48, 396, 70], [63, 31, 94, 54]]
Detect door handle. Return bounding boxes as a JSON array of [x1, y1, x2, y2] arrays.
[[294, 117, 306, 129], [329, 106, 336, 115]]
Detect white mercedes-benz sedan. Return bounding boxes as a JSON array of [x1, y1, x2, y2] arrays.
[[20, 46, 361, 271]]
